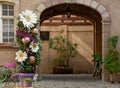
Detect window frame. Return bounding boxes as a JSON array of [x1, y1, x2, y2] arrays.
[[0, 4, 2, 42], [0, 3, 14, 43]]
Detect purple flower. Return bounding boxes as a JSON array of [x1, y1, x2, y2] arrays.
[[26, 48, 30, 53]]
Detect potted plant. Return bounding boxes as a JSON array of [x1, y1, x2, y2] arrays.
[[49, 31, 78, 74], [21, 77, 32, 87], [104, 36, 120, 83], [92, 54, 102, 79], [15, 10, 41, 87]]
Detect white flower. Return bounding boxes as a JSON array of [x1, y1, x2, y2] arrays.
[[19, 9, 37, 29], [15, 50, 28, 62], [29, 42, 39, 52]]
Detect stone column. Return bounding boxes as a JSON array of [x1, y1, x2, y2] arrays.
[[102, 21, 111, 81]]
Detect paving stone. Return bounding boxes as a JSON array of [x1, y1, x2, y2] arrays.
[[0, 74, 120, 88]]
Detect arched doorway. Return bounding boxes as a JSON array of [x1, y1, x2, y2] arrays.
[[35, 0, 111, 81], [40, 3, 101, 73], [40, 3, 102, 55], [41, 14, 94, 74]]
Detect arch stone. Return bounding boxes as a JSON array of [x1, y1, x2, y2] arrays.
[[90, 0, 99, 9], [83, 0, 92, 6], [36, 0, 110, 22], [35, 0, 111, 81], [36, 3, 46, 13]]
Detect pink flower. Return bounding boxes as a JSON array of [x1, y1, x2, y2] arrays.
[[30, 56, 35, 59], [32, 28, 38, 34], [22, 37, 30, 44], [30, 56, 35, 64]]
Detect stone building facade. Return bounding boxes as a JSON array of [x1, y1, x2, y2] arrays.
[[0, 0, 120, 81]]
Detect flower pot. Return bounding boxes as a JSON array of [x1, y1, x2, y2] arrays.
[[110, 73, 120, 83], [110, 74, 114, 83], [20, 81, 32, 87], [19, 73, 34, 87]]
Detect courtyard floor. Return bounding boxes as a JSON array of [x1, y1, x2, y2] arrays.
[[0, 74, 120, 88]]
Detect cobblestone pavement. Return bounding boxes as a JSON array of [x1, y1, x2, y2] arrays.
[[0, 74, 120, 88]]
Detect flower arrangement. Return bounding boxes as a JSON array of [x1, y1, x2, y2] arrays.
[[15, 10, 41, 73]]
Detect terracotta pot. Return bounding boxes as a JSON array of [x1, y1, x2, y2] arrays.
[[110, 73, 120, 83], [110, 74, 114, 83], [53, 67, 73, 74]]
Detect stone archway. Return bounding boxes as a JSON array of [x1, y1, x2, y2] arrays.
[[34, 0, 111, 81], [40, 3, 102, 55]]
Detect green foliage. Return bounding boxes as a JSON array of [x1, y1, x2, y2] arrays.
[[0, 68, 7, 81], [49, 31, 78, 67], [104, 36, 120, 73], [23, 78, 32, 82], [107, 36, 119, 48], [93, 54, 102, 72], [93, 54, 102, 62], [18, 65, 34, 73], [5, 68, 12, 75]]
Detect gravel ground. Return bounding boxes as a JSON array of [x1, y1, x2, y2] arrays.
[[0, 74, 120, 88]]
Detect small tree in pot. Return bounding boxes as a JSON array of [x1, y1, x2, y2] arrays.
[[104, 36, 120, 83], [49, 31, 78, 73]]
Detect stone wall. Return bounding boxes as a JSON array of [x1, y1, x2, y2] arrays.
[[97, 0, 120, 36], [0, 44, 17, 66]]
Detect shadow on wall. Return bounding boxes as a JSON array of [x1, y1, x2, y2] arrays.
[[70, 54, 94, 74], [70, 33, 94, 74]]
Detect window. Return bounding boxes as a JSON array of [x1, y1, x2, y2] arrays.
[[40, 31, 50, 40], [0, 4, 14, 43]]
